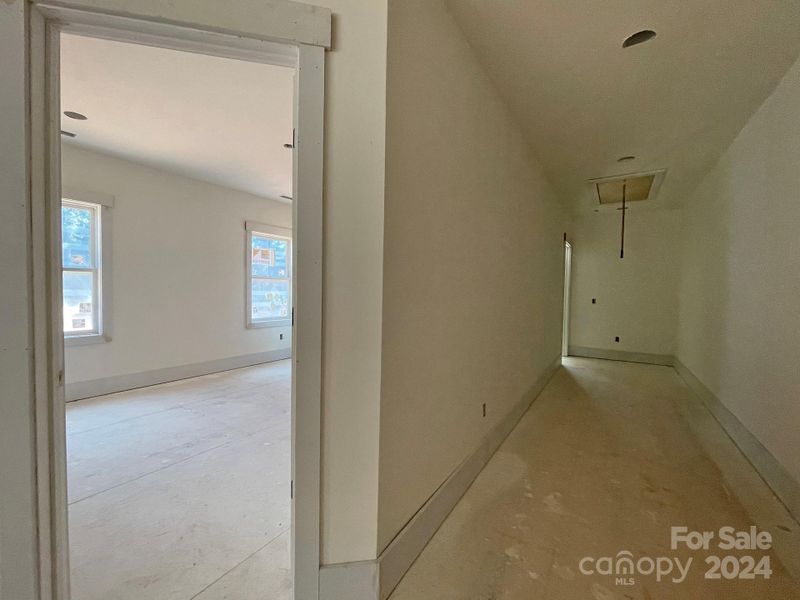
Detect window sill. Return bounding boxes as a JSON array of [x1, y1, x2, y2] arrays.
[[247, 319, 291, 330], [64, 333, 111, 347]]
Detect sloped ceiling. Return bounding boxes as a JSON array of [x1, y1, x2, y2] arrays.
[[60, 34, 294, 201], [446, 0, 800, 212]]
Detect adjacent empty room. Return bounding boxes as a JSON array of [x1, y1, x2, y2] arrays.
[[59, 34, 295, 599]]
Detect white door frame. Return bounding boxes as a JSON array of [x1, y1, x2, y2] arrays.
[[21, 2, 328, 599], [562, 240, 572, 357]]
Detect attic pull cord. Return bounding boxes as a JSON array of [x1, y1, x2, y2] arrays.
[[619, 180, 627, 259]]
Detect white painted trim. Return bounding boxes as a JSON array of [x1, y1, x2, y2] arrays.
[[65, 350, 290, 401], [249, 319, 292, 329], [568, 345, 674, 366], [318, 561, 379, 600], [319, 355, 563, 600], [35, 0, 332, 49], [672, 358, 800, 580], [291, 42, 325, 600], [64, 333, 109, 347], [673, 358, 800, 523], [61, 186, 115, 207], [246, 220, 292, 236], [22, 4, 328, 599]]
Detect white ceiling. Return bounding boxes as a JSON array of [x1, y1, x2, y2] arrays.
[[446, 0, 800, 212], [60, 34, 294, 201]]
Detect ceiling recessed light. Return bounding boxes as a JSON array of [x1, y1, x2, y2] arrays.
[[60, 130, 76, 138], [617, 155, 636, 162], [64, 111, 87, 120], [622, 30, 656, 48]]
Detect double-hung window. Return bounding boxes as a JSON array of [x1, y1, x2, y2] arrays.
[[62, 195, 111, 343], [246, 222, 292, 328]]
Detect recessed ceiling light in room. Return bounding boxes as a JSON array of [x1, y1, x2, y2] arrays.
[[64, 110, 87, 120], [622, 30, 656, 48]]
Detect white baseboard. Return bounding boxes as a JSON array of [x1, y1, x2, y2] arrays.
[[673, 358, 800, 523], [318, 560, 378, 600], [319, 354, 562, 600], [568, 345, 673, 366], [65, 348, 291, 401], [319, 354, 800, 597]]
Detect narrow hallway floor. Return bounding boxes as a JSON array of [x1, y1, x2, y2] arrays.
[[390, 357, 800, 600]]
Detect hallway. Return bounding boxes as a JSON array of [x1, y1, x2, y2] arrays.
[[390, 358, 800, 600]]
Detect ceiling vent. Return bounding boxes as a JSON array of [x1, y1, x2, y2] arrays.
[[589, 169, 666, 206]]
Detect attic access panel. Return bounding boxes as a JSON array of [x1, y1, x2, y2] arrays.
[[589, 169, 666, 207], [596, 174, 654, 205], [587, 169, 667, 259]]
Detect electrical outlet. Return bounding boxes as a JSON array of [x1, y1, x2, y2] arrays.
[[592, 298, 596, 304], [280, 333, 284, 340], [615, 336, 620, 342], [482, 403, 487, 418]]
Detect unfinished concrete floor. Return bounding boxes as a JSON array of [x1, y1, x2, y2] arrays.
[[390, 357, 800, 600], [66, 360, 291, 600]]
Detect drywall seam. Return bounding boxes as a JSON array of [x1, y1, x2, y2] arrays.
[[674, 358, 800, 524], [65, 348, 290, 401], [319, 354, 562, 600], [568, 345, 673, 366]]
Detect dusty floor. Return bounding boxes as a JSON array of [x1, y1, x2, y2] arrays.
[[389, 357, 800, 600], [66, 360, 291, 600]]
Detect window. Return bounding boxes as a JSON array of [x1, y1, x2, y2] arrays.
[[246, 222, 292, 328], [61, 192, 112, 344]]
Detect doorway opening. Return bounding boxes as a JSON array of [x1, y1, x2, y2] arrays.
[[25, 4, 326, 599], [562, 240, 572, 357], [59, 33, 295, 599]]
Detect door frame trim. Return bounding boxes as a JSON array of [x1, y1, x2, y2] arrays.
[[25, 2, 328, 598]]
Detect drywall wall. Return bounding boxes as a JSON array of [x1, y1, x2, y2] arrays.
[[313, 0, 387, 564], [569, 209, 681, 358], [677, 52, 800, 486], [378, 0, 568, 552], [62, 145, 291, 390], [0, 2, 40, 597]]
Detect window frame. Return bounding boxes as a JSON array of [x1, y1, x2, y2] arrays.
[[245, 220, 292, 329], [61, 188, 114, 346]]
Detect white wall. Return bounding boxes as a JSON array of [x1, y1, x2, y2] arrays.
[[677, 53, 800, 485], [569, 209, 681, 357], [312, 0, 388, 565], [377, 0, 568, 552], [62, 145, 292, 387]]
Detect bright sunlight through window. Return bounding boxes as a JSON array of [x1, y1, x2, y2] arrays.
[[247, 227, 292, 328], [62, 199, 102, 336]]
